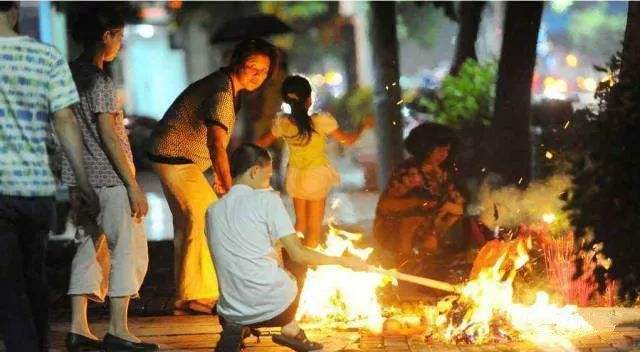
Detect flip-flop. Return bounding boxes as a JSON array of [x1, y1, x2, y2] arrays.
[[272, 329, 323, 352], [188, 300, 215, 314], [173, 301, 217, 316]]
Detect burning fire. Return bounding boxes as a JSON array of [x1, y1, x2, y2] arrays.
[[295, 225, 593, 348], [433, 236, 593, 346], [295, 226, 391, 332]]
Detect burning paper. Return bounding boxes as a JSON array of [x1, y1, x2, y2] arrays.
[[296, 226, 392, 333], [295, 225, 593, 349]]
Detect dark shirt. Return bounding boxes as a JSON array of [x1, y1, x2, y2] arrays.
[[147, 69, 238, 171]]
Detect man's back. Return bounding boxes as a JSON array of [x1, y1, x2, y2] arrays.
[[206, 184, 297, 325], [0, 35, 79, 196]]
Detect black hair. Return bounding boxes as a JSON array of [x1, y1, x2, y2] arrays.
[[281, 75, 315, 144], [71, 4, 125, 46], [230, 143, 272, 179], [228, 38, 279, 83], [0, 1, 16, 11], [404, 122, 457, 165]]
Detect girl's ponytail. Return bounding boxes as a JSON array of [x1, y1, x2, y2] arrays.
[[281, 76, 315, 144]]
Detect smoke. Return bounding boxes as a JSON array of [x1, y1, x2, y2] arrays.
[[478, 174, 572, 233]]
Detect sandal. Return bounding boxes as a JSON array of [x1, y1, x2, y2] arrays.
[[272, 329, 323, 351]]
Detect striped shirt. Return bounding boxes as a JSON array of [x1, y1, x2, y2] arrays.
[[147, 69, 237, 172], [0, 36, 79, 197]]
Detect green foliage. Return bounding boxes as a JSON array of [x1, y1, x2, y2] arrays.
[[567, 52, 640, 303], [259, 1, 345, 74], [568, 4, 626, 62], [551, 0, 574, 14], [421, 59, 496, 128], [396, 2, 452, 49], [329, 87, 373, 129], [259, 1, 328, 22]]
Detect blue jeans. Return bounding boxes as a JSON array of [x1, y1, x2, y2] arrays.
[[0, 195, 55, 352]]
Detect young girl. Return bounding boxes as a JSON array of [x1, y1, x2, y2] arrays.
[[257, 75, 372, 248]]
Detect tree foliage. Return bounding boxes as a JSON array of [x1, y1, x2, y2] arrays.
[[396, 2, 453, 49], [567, 51, 640, 303], [259, 1, 329, 23], [327, 87, 373, 129], [259, 1, 345, 74], [421, 59, 496, 128], [568, 4, 626, 63]]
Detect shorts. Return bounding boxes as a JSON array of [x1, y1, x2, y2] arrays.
[[67, 185, 148, 301], [285, 164, 340, 201]]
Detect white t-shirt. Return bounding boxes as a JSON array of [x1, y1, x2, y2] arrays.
[[206, 184, 298, 325]]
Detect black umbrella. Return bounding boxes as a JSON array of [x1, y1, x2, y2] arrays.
[[211, 15, 292, 44]]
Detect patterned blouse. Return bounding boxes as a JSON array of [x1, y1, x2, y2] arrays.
[[61, 61, 133, 188], [374, 158, 463, 244], [147, 69, 238, 172]]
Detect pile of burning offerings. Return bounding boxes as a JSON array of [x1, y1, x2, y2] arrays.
[[295, 227, 593, 347], [295, 227, 390, 332]]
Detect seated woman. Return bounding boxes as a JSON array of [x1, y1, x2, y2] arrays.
[[374, 123, 465, 265], [206, 143, 368, 351]]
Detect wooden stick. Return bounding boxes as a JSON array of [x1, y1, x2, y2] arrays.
[[369, 266, 461, 293]]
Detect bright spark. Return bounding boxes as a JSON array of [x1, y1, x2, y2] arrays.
[[542, 213, 557, 224]]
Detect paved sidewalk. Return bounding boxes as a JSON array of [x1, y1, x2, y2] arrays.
[[42, 314, 640, 351]]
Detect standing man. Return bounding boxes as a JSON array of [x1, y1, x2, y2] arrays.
[[0, 2, 99, 351], [147, 38, 278, 314]]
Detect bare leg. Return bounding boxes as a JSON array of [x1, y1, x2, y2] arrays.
[[69, 295, 98, 340], [108, 296, 140, 343], [292, 198, 308, 239], [281, 319, 301, 337], [398, 217, 425, 257], [305, 198, 326, 248], [289, 198, 310, 291]]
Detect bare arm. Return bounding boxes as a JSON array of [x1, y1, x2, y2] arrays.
[[377, 194, 434, 213], [280, 233, 368, 270], [329, 116, 373, 146], [97, 113, 148, 218], [255, 130, 277, 148], [207, 124, 232, 194], [330, 128, 364, 147], [52, 107, 99, 217]]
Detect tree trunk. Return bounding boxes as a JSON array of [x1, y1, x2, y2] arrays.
[[450, 2, 486, 76], [490, 2, 543, 186], [620, 1, 640, 84], [369, 2, 404, 188], [341, 19, 359, 92]]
